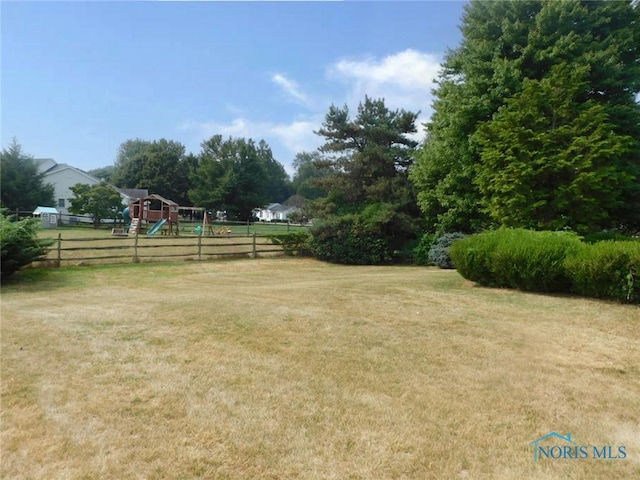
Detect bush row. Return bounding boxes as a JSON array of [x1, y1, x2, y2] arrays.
[[450, 229, 639, 303]]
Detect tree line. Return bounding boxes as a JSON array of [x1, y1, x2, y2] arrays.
[[2, 0, 639, 264]]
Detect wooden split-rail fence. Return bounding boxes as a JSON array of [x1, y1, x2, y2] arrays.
[[36, 232, 285, 268]]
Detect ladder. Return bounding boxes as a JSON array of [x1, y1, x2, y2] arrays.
[[128, 218, 139, 236]]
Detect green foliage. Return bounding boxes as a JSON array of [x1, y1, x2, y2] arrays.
[[309, 216, 392, 265], [451, 228, 639, 303], [450, 229, 582, 292], [1, 211, 53, 279], [307, 97, 423, 263], [1, 139, 55, 211], [112, 138, 191, 205], [413, 233, 436, 266], [189, 136, 290, 221], [68, 182, 123, 228], [87, 165, 115, 183], [473, 63, 635, 234], [267, 232, 312, 256], [582, 232, 639, 244], [564, 241, 640, 303], [412, 0, 640, 233], [427, 232, 468, 269], [291, 151, 329, 200]]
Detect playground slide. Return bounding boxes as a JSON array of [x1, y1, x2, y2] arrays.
[[147, 218, 167, 236]]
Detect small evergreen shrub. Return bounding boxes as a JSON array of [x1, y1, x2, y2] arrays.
[[564, 241, 640, 303], [1, 212, 53, 279], [427, 232, 468, 269]]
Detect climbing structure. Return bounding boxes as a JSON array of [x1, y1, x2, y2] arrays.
[[128, 194, 180, 236]]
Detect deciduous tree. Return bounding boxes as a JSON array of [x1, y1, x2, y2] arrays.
[[68, 182, 123, 228]]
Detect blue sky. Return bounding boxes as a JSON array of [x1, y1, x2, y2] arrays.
[[2, 1, 466, 176]]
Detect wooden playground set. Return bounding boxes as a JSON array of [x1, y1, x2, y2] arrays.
[[113, 194, 230, 237]]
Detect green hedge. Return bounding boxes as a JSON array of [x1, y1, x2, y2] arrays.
[[564, 241, 639, 303], [309, 216, 392, 265], [450, 228, 639, 303]]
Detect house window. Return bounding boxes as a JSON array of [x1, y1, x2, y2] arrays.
[[58, 198, 65, 208]]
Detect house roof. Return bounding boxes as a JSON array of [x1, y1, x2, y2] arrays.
[[33, 206, 59, 215], [116, 188, 149, 200]]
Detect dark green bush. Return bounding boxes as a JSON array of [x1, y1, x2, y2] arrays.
[[1, 212, 53, 279], [450, 229, 582, 292], [451, 228, 639, 303], [583, 231, 639, 244], [450, 231, 502, 286], [309, 215, 392, 265], [427, 232, 468, 269], [490, 230, 581, 292], [564, 241, 640, 303], [267, 231, 312, 256]]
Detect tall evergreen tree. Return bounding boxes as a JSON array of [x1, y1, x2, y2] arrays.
[[1, 139, 55, 211], [411, 0, 640, 233]]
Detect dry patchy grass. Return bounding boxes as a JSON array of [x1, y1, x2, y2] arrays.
[[1, 259, 639, 479]]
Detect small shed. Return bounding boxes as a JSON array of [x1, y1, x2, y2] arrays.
[[33, 206, 60, 229]]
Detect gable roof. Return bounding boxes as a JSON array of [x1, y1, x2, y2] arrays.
[[41, 162, 102, 184]]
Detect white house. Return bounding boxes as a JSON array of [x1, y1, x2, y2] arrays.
[[253, 203, 299, 222], [35, 158, 148, 222]]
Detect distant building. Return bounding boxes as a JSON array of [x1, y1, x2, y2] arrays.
[[253, 203, 299, 222], [35, 158, 148, 222]]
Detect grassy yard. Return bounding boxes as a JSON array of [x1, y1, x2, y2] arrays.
[[1, 259, 638, 479]]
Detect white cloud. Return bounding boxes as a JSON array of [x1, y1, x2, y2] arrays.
[[180, 49, 444, 174], [328, 49, 442, 132], [271, 73, 310, 106]]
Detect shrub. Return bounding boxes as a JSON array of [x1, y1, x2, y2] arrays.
[[427, 232, 468, 269], [267, 231, 312, 256], [450, 231, 503, 286], [451, 228, 639, 303], [413, 233, 435, 265], [489, 229, 582, 292], [450, 229, 582, 292], [309, 215, 392, 265], [1, 212, 53, 279], [564, 241, 640, 303]]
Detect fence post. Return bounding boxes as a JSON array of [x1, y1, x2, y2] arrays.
[[197, 233, 202, 261], [56, 233, 62, 268], [252, 232, 257, 258], [133, 234, 139, 263]]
